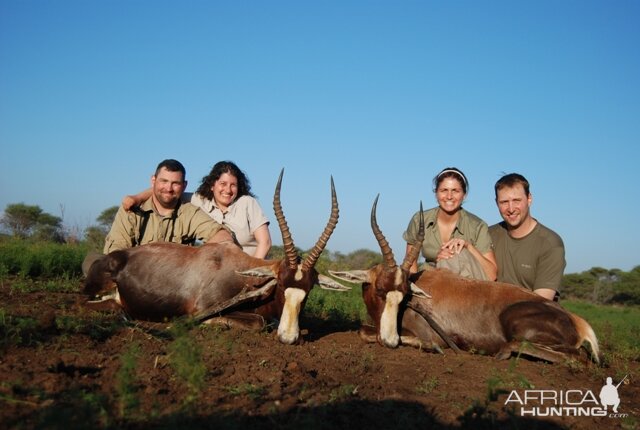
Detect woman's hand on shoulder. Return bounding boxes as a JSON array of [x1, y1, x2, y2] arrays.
[[122, 188, 152, 211], [122, 195, 137, 212]]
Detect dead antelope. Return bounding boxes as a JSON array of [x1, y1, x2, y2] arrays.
[[330, 197, 600, 364], [84, 169, 349, 344]]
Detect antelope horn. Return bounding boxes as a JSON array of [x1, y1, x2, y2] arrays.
[[273, 168, 298, 269], [371, 195, 396, 269], [401, 201, 424, 271], [301, 176, 339, 272]]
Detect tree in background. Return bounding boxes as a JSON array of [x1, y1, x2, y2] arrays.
[[562, 265, 640, 305], [1, 203, 63, 242], [331, 249, 382, 271], [609, 265, 640, 305], [84, 206, 119, 251]]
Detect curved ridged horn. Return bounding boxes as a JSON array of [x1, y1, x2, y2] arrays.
[[371, 194, 396, 269], [273, 168, 298, 269], [401, 201, 424, 271], [301, 176, 339, 272]]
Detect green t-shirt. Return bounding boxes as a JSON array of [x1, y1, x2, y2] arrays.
[[489, 221, 565, 293], [403, 207, 492, 264]]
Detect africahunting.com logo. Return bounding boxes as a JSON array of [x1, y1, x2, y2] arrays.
[[505, 375, 630, 418]]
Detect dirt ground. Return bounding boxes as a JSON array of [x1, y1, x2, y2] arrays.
[[0, 280, 638, 430]]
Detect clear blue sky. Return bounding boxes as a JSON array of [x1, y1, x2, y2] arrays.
[[1, 1, 638, 274]]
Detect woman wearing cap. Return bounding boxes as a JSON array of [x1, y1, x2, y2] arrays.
[[403, 167, 497, 281]]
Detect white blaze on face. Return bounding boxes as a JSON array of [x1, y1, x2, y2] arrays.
[[88, 288, 121, 305], [394, 267, 403, 285], [277, 287, 306, 344], [379, 290, 403, 348]]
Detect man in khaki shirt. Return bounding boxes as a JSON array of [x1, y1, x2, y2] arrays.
[[83, 159, 233, 274]]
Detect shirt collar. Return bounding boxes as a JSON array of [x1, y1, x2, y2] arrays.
[[139, 197, 180, 217], [429, 207, 467, 235], [210, 196, 239, 214]]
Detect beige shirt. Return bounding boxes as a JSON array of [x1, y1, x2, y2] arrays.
[[190, 193, 269, 256], [103, 198, 226, 253]]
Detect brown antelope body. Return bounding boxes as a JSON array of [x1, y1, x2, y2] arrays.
[[84, 170, 349, 344], [330, 197, 600, 364]]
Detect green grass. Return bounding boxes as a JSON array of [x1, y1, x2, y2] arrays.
[[563, 300, 640, 362], [328, 384, 358, 403], [0, 305, 124, 350], [116, 342, 141, 419], [0, 239, 88, 278], [305, 281, 368, 325], [168, 321, 207, 407], [223, 383, 267, 400], [7, 275, 81, 293], [0, 309, 41, 347], [416, 376, 440, 395]]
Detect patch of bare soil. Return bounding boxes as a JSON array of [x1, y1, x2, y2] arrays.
[[0, 280, 638, 429]]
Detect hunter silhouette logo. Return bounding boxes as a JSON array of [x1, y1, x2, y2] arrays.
[[504, 375, 630, 418], [599, 375, 629, 416]]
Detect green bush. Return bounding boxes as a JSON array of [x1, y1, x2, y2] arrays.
[[0, 238, 88, 278], [305, 281, 368, 325], [562, 266, 640, 305]]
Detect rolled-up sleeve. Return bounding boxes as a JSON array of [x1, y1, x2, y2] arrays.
[[103, 206, 136, 253]]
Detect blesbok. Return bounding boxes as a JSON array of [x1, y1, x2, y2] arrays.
[[84, 169, 349, 344], [329, 197, 600, 364]]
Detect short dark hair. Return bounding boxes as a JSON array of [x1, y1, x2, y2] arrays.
[[155, 159, 186, 178], [494, 173, 530, 198], [196, 161, 254, 200]]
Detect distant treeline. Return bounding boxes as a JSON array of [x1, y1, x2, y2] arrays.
[[562, 266, 640, 305]]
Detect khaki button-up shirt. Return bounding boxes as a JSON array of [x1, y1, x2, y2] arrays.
[[403, 207, 492, 264], [103, 198, 227, 254]]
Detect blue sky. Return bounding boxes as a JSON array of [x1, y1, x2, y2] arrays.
[[1, 1, 638, 274]]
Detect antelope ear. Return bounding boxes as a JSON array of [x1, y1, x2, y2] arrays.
[[318, 274, 351, 291], [410, 282, 431, 299], [328, 270, 371, 284], [236, 266, 276, 279]]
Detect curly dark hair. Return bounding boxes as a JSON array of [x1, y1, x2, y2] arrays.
[[195, 161, 255, 200]]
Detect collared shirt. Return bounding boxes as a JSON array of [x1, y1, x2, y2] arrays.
[[103, 198, 226, 253], [189, 193, 269, 257], [489, 221, 565, 293], [403, 207, 492, 264]]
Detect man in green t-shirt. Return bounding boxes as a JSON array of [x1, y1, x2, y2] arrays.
[[488, 173, 565, 301]]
